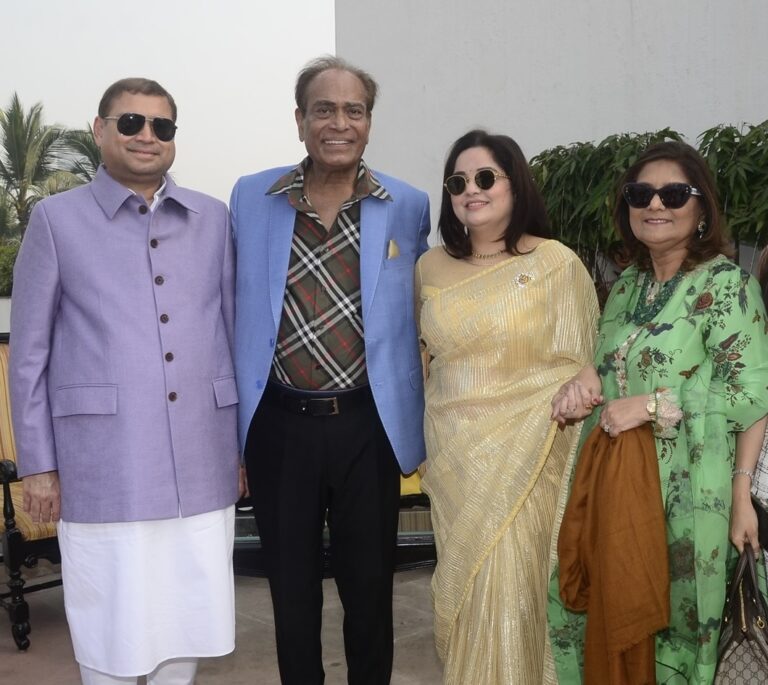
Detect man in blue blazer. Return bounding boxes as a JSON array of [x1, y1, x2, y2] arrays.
[[230, 56, 430, 684]]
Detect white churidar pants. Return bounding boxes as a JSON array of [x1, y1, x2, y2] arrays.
[[79, 658, 198, 685]]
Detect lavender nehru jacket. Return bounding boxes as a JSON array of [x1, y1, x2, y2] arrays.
[[9, 167, 240, 523]]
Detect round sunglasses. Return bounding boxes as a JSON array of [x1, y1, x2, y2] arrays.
[[444, 168, 510, 196], [102, 113, 177, 142], [622, 182, 702, 209]]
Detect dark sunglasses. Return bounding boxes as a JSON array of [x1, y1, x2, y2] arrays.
[[622, 182, 702, 209], [444, 168, 510, 196], [102, 113, 177, 142]]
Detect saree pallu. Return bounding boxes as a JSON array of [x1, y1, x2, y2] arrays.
[[418, 241, 598, 684]]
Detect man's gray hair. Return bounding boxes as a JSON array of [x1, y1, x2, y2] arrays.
[[295, 56, 378, 115]]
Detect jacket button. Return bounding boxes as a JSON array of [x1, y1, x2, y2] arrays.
[[160, 313, 169, 323], [150, 239, 159, 248], [165, 352, 174, 362], [155, 275, 164, 285], [168, 392, 178, 401], [139, 205, 148, 215]]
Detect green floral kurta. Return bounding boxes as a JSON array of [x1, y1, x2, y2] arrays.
[[548, 256, 768, 684]]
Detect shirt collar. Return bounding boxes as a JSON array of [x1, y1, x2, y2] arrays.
[[90, 165, 202, 218], [267, 158, 392, 204], [148, 177, 168, 211]]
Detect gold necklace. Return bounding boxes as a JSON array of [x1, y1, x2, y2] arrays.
[[471, 248, 507, 259]]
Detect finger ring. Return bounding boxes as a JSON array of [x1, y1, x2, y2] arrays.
[[603, 424, 611, 433], [568, 405, 576, 412]]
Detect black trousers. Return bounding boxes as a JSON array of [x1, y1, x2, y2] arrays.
[[244, 386, 402, 685]]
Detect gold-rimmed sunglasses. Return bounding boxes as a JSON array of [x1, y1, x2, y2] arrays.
[[444, 168, 510, 196]]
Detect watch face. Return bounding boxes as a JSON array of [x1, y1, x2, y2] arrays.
[[646, 394, 657, 417]]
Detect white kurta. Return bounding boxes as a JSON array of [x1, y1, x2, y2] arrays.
[[57, 506, 235, 676]]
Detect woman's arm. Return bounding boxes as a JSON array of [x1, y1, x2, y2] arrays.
[[597, 387, 684, 438], [730, 414, 767, 554]]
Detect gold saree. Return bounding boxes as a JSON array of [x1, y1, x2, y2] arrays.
[[417, 241, 598, 684]]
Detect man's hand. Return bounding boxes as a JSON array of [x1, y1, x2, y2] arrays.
[[22, 471, 61, 523], [238, 464, 249, 499]]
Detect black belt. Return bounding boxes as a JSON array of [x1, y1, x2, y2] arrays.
[[263, 382, 373, 417]]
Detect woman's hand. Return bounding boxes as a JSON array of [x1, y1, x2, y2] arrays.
[[597, 394, 652, 438], [551, 365, 604, 425], [730, 486, 760, 555], [728, 415, 767, 555]]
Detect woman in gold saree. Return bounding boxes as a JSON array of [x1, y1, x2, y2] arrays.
[[416, 130, 599, 684]]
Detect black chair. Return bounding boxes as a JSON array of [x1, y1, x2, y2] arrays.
[[0, 334, 62, 650]]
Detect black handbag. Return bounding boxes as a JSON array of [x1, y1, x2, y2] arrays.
[[714, 543, 768, 683]]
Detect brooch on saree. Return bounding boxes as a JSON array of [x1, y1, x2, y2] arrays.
[[515, 273, 533, 287]]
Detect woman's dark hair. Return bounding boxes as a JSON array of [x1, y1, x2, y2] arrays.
[[613, 141, 732, 271], [439, 129, 550, 258]]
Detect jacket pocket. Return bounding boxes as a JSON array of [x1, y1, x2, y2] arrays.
[[51, 384, 118, 417], [382, 252, 416, 270], [213, 375, 239, 408]]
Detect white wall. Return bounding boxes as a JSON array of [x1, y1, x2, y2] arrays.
[[335, 0, 768, 235], [4, 1, 335, 203]]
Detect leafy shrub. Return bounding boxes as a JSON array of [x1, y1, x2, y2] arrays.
[[698, 121, 768, 246], [0, 241, 20, 296]]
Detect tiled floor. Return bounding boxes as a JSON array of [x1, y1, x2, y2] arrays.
[[0, 565, 443, 684]]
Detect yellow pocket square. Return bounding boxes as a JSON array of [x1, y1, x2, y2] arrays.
[[387, 239, 400, 258]]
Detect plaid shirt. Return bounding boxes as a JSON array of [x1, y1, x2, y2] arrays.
[[267, 158, 392, 390]]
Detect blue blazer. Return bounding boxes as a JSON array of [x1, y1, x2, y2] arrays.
[[230, 166, 431, 473]]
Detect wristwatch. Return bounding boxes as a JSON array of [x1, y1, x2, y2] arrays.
[[646, 391, 657, 421]]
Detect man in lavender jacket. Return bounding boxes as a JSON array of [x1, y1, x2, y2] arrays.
[[9, 78, 241, 685]]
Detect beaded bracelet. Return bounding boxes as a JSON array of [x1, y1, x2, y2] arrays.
[[732, 468, 754, 481]]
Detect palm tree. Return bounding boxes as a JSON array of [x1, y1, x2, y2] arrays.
[[63, 125, 101, 183], [0, 188, 16, 239], [0, 93, 83, 238]]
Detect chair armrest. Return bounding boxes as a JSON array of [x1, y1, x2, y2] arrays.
[[0, 458, 18, 484]]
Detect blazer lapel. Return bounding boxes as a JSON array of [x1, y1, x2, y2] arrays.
[[359, 197, 390, 320], [267, 198, 296, 331]]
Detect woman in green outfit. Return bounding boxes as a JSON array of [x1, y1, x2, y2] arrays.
[[547, 141, 768, 684]]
